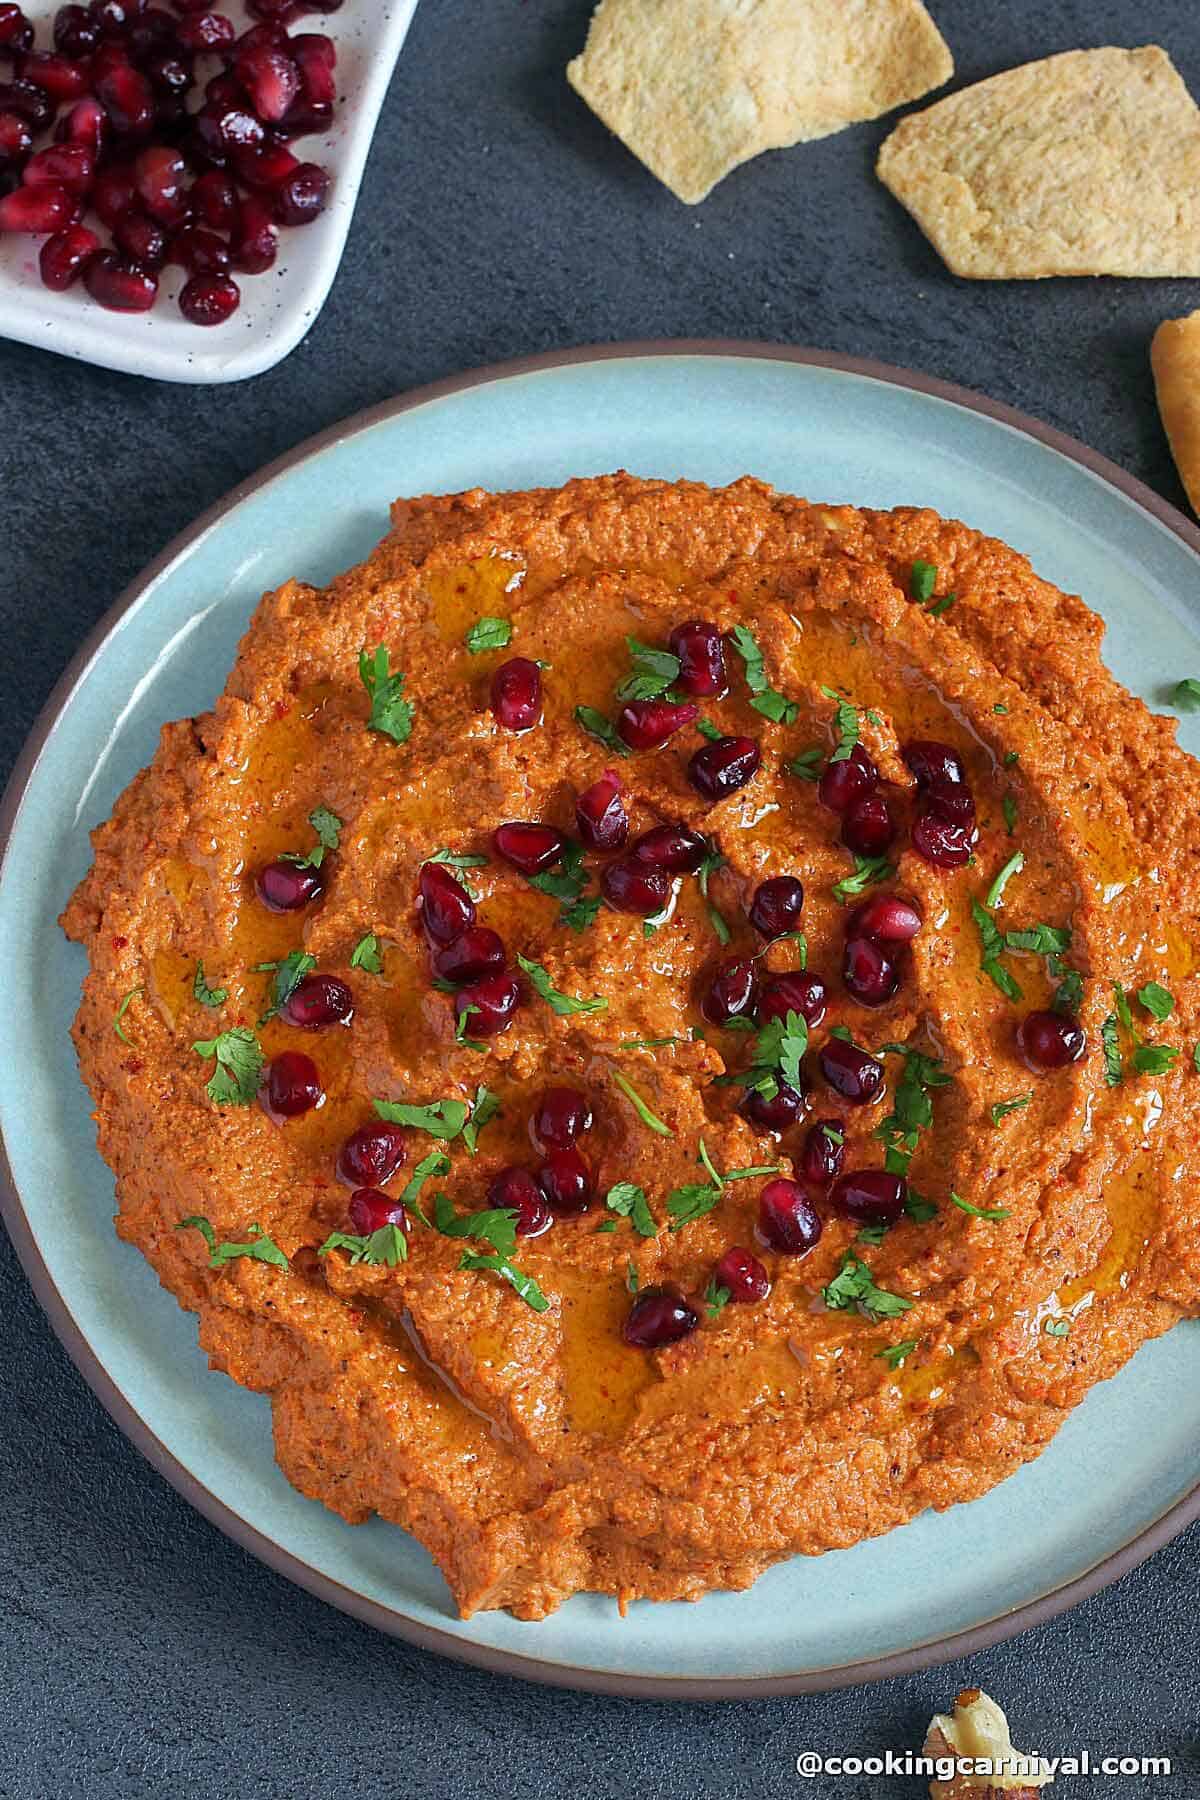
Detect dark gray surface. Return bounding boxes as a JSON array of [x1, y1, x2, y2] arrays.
[[2, 0, 1198, 1793]]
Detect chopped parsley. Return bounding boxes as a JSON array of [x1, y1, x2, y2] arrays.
[[985, 850, 1025, 909], [695, 845, 730, 944], [397, 1149, 452, 1223], [516, 953, 607, 1017], [1044, 1316, 1071, 1338], [1002, 792, 1018, 836], [666, 1138, 780, 1231], [280, 805, 342, 871], [605, 1181, 658, 1238], [318, 1223, 408, 1268], [712, 1009, 807, 1103], [705, 1279, 731, 1319], [359, 645, 413, 744], [832, 853, 896, 904], [527, 840, 598, 932], [950, 1190, 1011, 1222], [461, 1086, 501, 1156], [193, 962, 227, 1009], [574, 704, 630, 757], [928, 593, 956, 620], [696, 717, 723, 742], [909, 560, 937, 602], [821, 1252, 913, 1320], [256, 949, 316, 1023], [1131, 1044, 1180, 1076], [113, 985, 143, 1044], [192, 1026, 264, 1106], [177, 1216, 287, 1269], [728, 624, 799, 723], [1101, 1013, 1123, 1086], [1194, 1042, 1200, 1075], [626, 1260, 639, 1293], [454, 1004, 484, 1050], [615, 637, 682, 703], [465, 617, 512, 654], [990, 1093, 1031, 1125], [877, 1338, 918, 1369], [1051, 968, 1084, 1015], [618, 1035, 688, 1051], [1137, 980, 1174, 1022], [349, 932, 384, 974], [1005, 924, 1072, 956], [458, 1250, 549, 1312], [425, 846, 488, 901], [971, 898, 1023, 1003], [875, 1047, 950, 1174], [820, 685, 860, 763], [1004, 750, 1020, 768], [1171, 677, 1200, 712], [373, 1096, 468, 1139], [432, 1190, 517, 1255], [787, 745, 824, 782], [611, 1069, 672, 1137]]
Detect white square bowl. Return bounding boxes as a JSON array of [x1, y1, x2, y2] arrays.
[[0, 0, 418, 382]]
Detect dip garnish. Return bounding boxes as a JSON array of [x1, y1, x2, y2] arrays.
[[461, 1086, 501, 1156], [667, 1138, 781, 1230], [928, 593, 956, 619], [821, 1252, 914, 1320], [695, 844, 730, 943], [318, 1223, 408, 1267], [527, 841, 600, 932], [910, 560, 937, 602], [373, 1096, 468, 1139], [458, 1251, 549, 1313], [113, 984, 143, 1044], [192, 1026, 264, 1106], [950, 1191, 1011, 1222], [985, 850, 1024, 909], [1045, 1317, 1071, 1338], [465, 617, 512, 654], [256, 949, 316, 1022], [177, 1216, 287, 1269], [618, 1035, 688, 1051], [455, 1006, 484, 1050], [1132, 1044, 1180, 1076], [425, 847, 488, 901], [574, 704, 631, 757], [615, 636, 683, 702], [787, 745, 823, 782], [1171, 677, 1200, 711], [431, 1190, 517, 1252], [359, 645, 413, 744], [1101, 1012, 1123, 1085], [971, 899, 1022, 1002], [877, 1338, 918, 1368], [875, 1047, 950, 1173], [605, 1181, 658, 1237], [820, 684, 861, 762], [713, 1008, 808, 1102], [990, 1093, 1032, 1124], [1137, 980, 1175, 1021], [193, 962, 227, 1009], [1004, 749, 1020, 767], [696, 718, 723, 741], [349, 932, 383, 973], [1002, 793, 1018, 835], [729, 623, 799, 723], [517, 953, 607, 1018], [832, 853, 895, 903], [704, 1279, 731, 1319], [398, 1150, 453, 1220], [280, 805, 341, 871], [610, 1069, 672, 1137]]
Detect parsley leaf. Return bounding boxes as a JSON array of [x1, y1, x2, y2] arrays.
[[1002, 792, 1018, 836], [950, 1190, 1010, 1222], [705, 1279, 731, 1319], [256, 948, 317, 1023], [605, 1181, 658, 1238], [528, 840, 599, 931], [574, 704, 630, 757], [1194, 1042, 1200, 1075], [1051, 968, 1084, 1015], [618, 1035, 687, 1051], [1171, 677, 1200, 712], [905, 1189, 938, 1223], [465, 617, 512, 654], [113, 985, 142, 1045], [1137, 980, 1174, 1022], [373, 1096, 468, 1139], [611, 1069, 672, 1136], [820, 685, 860, 763], [192, 1026, 264, 1107], [517, 953, 607, 1018], [458, 1250, 549, 1313], [695, 845, 731, 944], [696, 717, 723, 742], [910, 561, 937, 602], [1005, 924, 1071, 956], [398, 1149, 452, 1223], [281, 804, 342, 871], [193, 962, 227, 1009], [971, 898, 1023, 1002], [432, 1190, 517, 1256], [425, 847, 488, 901], [821, 1252, 913, 1320], [729, 624, 798, 723], [615, 636, 682, 703], [349, 932, 383, 974], [1132, 1044, 1180, 1076], [928, 593, 956, 620], [561, 892, 603, 933], [317, 1223, 408, 1268], [875, 1047, 949, 1174], [177, 1216, 287, 1269], [359, 645, 413, 744], [666, 1139, 779, 1231], [991, 1093, 1032, 1124], [787, 745, 824, 782], [1101, 1013, 1123, 1086], [461, 1086, 501, 1156], [985, 850, 1025, 909], [1044, 1317, 1071, 1339], [832, 854, 895, 903], [877, 1338, 918, 1369]]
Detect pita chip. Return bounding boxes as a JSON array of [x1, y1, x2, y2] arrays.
[[1152, 309, 1200, 515]]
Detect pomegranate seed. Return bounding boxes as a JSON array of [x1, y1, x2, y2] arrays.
[[911, 811, 974, 869], [279, 972, 353, 1029], [291, 30, 334, 103], [600, 856, 670, 916], [433, 927, 506, 987], [668, 618, 727, 696], [1018, 1009, 1086, 1071], [178, 270, 239, 324], [229, 190, 275, 271], [173, 0, 214, 12], [576, 769, 627, 851], [232, 137, 301, 192], [347, 1187, 409, 1236], [171, 222, 230, 271], [337, 1121, 406, 1188], [89, 39, 131, 79], [758, 1178, 822, 1254], [23, 143, 95, 194], [846, 894, 922, 942], [89, 0, 135, 36], [617, 697, 698, 750], [488, 1166, 551, 1238], [630, 823, 707, 873], [831, 1169, 908, 1225], [757, 971, 826, 1028], [0, 109, 31, 161], [902, 739, 964, 790], [21, 51, 89, 102], [925, 779, 976, 825], [92, 160, 135, 226], [0, 6, 33, 57], [418, 862, 475, 946], [455, 970, 520, 1037], [177, 10, 234, 49], [227, 19, 285, 56], [531, 1086, 592, 1150], [234, 42, 299, 120], [818, 1037, 885, 1104], [623, 1284, 699, 1348], [0, 182, 73, 231], [700, 955, 758, 1025], [274, 158, 327, 225], [688, 734, 760, 800], [38, 219, 99, 287], [145, 49, 194, 96], [255, 858, 324, 911], [193, 101, 263, 162], [799, 1117, 845, 1186], [262, 1049, 322, 1119], [246, 0, 289, 17], [741, 1079, 807, 1131], [748, 875, 803, 938], [492, 821, 566, 875], [712, 1245, 770, 1303], [96, 63, 156, 136], [843, 937, 900, 1008], [0, 79, 54, 129], [189, 165, 235, 227], [818, 744, 878, 815], [55, 96, 107, 151], [490, 656, 542, 732], [842, 792, 896, 857], [53, 3, 100, 56], [134, 143, 189, 222], [536, 1146, 593, 1214]]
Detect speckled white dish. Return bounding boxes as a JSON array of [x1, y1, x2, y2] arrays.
[[0, 1, 418, 383]]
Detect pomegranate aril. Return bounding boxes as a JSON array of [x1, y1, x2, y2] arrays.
[[279, 972, 353, 1029], [56, 96, 107, 151], [291, 30, 335, 103], [189, 165, 236, 227], [455, 970, 520, 1037], [134, 142, 189, 222], [92, 160, 135, 226], [291, 30, 336, 69], [0, 79, 54, 129], [758, 1178, 822, 1254], [818, 1037, 885, 1105], [843, 936, 900, 1008], [89, 0, 135, 36], [818, 743, 878, 815], [688, 734, 760, 800], [531, 1086, 592, 1151], [21, 51, 89, 101], [0, 182, 73, 230], [668, 618, 726, 697], [832, 1169, 907, 1226], [418, 862, 475, 946], [488, 1166, 552, 1239], [536, 1147, 593, 1214], [234, 41, 299, 120], [39, 219, 99, 286], [24, 143, 94, 192], [274, 158, 327, 225], [911, 811, 975, 870], [617, 697, 698, 750], [847, 893, 923, 943], [0, 109, 31, 162], [925, 779, 976, 825], [491, 656, 541, 732], [178, 270, 239, 323], [700, 955, 758, 1026], [255, 857, 324, 911], [276, 95, 331, 138], [741, 1079, 806, 1132], [145, 49, 194, 96], [1017, 1009, 1086, 1071], [842, 792, 896, 857], [713, 1245, 770, 1303], [799, 1117, 845, 1186], [347, 1187, 409, 1236], [53, 2, 100, 56], [262, 1049, 322, 1119], [623, 1285, 699, 1349], [757, 970, 826, 1028], [177, 10, 235, 49], [193, 102, 263, 163], [126, 5, 176, 50], [432, 926, 506, 987], [630, 823, 707, 874], [96, 63, 156, 135], [492, 821, 566, 875], [227, 19, 285, 56], [600, 856, 670, 916], [229, 190, 275, 271], [748, 874, 804, 939], [337, 1121, 406, 1189], [171, 222, 230, 271], [246, 0, 289, 17], [576, 769, 627, 851], [0, 6, 33, 56], [902, 739, 964, 790]]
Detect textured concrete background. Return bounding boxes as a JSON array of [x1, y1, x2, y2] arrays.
[[2, 1, 1199, 1794]]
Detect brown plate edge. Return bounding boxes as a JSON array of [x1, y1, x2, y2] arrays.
[[3, 336, 1200, 1700]]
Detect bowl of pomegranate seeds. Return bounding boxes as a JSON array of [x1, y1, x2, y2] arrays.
[[0, 0, 418, 380]]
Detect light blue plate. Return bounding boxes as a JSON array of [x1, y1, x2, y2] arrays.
[[4, 345, 1200, 1696]]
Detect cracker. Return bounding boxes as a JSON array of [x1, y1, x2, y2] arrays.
[[1152, 310, 1200, 515], [567, 0, 953, 205], [877, 46, 1200, 279]]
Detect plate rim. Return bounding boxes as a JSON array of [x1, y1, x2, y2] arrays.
[[4, 336, 1200, 1698]]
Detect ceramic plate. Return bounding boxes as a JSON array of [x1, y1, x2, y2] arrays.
[[0, 1, 419, 384], [4, 344, 1200, 1697]]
